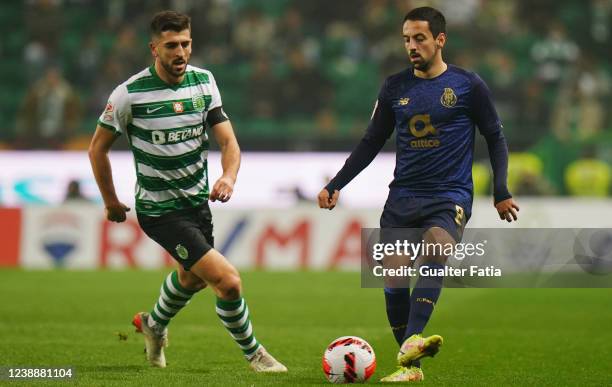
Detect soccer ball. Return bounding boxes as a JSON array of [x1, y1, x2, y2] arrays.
[[322, 336, 376, 383]]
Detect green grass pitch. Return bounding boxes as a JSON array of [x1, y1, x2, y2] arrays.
[[1, 270, 611, 386]]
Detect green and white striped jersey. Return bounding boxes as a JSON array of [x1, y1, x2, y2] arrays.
[[98, 64, 222, 216]]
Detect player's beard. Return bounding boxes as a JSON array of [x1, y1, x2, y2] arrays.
[[161, 58, 187, 78], [411, 47, 437, 71], [412, 59, 430, 71]]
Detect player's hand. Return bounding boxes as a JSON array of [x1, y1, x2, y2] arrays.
[[105, 201, 130, 222], [318, 188, 340, 210], [210, 176, 235, 203], [495, 198, 519, 222]]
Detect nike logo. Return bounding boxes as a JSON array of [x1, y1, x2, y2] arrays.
[[146, 106, 164, 114]]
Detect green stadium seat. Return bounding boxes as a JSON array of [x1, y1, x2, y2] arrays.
[[60, 34, 82, 59], [0, 3, 22, 31], [3, 30, 26, 55], [232, 0, 290, 17], [239, 118, 284, 136], [63, 7, 96, 32], [332, 62, 379, 116], [0, 87, 25, 134]]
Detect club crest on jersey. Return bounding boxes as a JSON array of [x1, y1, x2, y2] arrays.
[[440, 88, 457, 108], [175, 244, 189, 260], [399, 97, 410, 106], [192, 94, 206, 112], [173, 101, 185, 113]]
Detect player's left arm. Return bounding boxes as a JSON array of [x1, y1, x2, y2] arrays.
[[470, 76, 519, 222], [208, 107, 240, 203]]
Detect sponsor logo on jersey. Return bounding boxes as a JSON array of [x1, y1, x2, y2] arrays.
[[410, 138, 441, 148], [103, 101, 114, 121], [173, 101, 185, 113], [440, 88, 457, 108], [409, 114, 440, 148], [192, 93, 206, 112], [151, 125, 204, 145], [146, 106, 164, 114], [175, 244, 189, 260]]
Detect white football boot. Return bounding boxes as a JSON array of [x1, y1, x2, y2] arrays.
[[132, 312, 168, 368], [248, 346, 288, 372]]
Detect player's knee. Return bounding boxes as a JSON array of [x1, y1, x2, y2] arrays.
[[178, 270, 206, 292], [422, 227, 454, 265], [218, 272, 242, 300], [185, 279, 207, 292]]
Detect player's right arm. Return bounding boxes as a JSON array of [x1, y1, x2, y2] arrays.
[[89, 85, 131, 222], [89, 126, 130, 222], [318, 80, 395, 210]]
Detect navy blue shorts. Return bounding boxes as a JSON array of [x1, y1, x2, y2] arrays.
[[380, 196, 468, 243]]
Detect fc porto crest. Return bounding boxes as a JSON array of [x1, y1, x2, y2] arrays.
[[440, 88, 457, 108]]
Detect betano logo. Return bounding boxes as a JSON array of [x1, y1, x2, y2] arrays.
[[408, 114, 440, 148], [151, 125, 204, 145]]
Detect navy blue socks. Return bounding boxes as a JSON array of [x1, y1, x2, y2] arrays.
[[383, 287, 411, 345], [404, 263, 445, 339]]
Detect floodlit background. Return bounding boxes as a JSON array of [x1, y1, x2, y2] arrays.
[[0, 1, 611, 385]]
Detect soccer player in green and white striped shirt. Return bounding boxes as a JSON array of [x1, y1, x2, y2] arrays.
[[89, 10, 286, 373]]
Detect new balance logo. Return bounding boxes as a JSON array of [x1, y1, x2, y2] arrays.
[[146, 106, 164, 114]]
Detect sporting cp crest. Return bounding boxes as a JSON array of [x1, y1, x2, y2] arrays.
[[440, 88, 457, 108], [175, 244, 189, 260], [192, 94, 206, 112]]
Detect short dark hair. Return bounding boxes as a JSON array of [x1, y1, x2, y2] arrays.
[[150, 10, 191, 36], [403, 7, 446, 38]]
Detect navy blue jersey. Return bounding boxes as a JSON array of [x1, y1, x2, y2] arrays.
[[327, 64, 511, 216]]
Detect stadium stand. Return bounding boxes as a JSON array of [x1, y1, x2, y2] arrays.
[[0, 0, 610, 197]]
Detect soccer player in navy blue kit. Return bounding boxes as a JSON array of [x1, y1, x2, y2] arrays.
[[318, 7, 519, 382]]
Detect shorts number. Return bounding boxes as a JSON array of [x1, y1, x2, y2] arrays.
[[454, 205, 464, 226]]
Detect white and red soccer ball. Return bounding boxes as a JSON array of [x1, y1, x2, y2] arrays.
[[322, 336, 376, 383]]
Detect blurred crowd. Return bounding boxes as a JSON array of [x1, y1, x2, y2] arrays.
[[0, 0, 611, 194]]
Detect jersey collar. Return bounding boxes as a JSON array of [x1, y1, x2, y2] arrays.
[[149, 64, 187, 91]]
